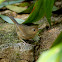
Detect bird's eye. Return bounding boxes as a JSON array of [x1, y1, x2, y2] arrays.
[[32, 28, 36, 31]]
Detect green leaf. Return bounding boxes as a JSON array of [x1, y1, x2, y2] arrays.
[[18, 2, 30, 7], [23, 0, 55, 25], [58, 48, 62, 62], [52, 6, 59, 11], [23, 0, 45, 24], [0, 0, 5, 4], [6, 5, 27, 13], [51, 31, 62, 48], [0, 15, 25, 24], [44, 0, 55, 26], [37, 32, 62, 62], [0, 0, 24, 8], [37, 43, 62, 62], [21, 4, 34, 13]]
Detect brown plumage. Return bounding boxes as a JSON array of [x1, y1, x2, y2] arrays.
[[9, 16, 38, 43]]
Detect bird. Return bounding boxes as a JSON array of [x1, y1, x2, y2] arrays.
[[8, 16, 38, 44]]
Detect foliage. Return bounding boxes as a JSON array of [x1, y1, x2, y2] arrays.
[[0, 0, 55, 25], [0, 0, 5, 4], [51, 31, 62, 48], [0, 0, 24, 8], [44, 0, 55, 26], [23, 0, 55, 26], [37, 31, 62, 62], [6, 5, 27, 13], [52, 6, 58, 11], [21, 4, 34, 13], [0, 15, 25, 24], [23, 0, 45, 24]]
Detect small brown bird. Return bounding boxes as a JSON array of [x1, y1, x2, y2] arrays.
[[9, 16, 38, 44]]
